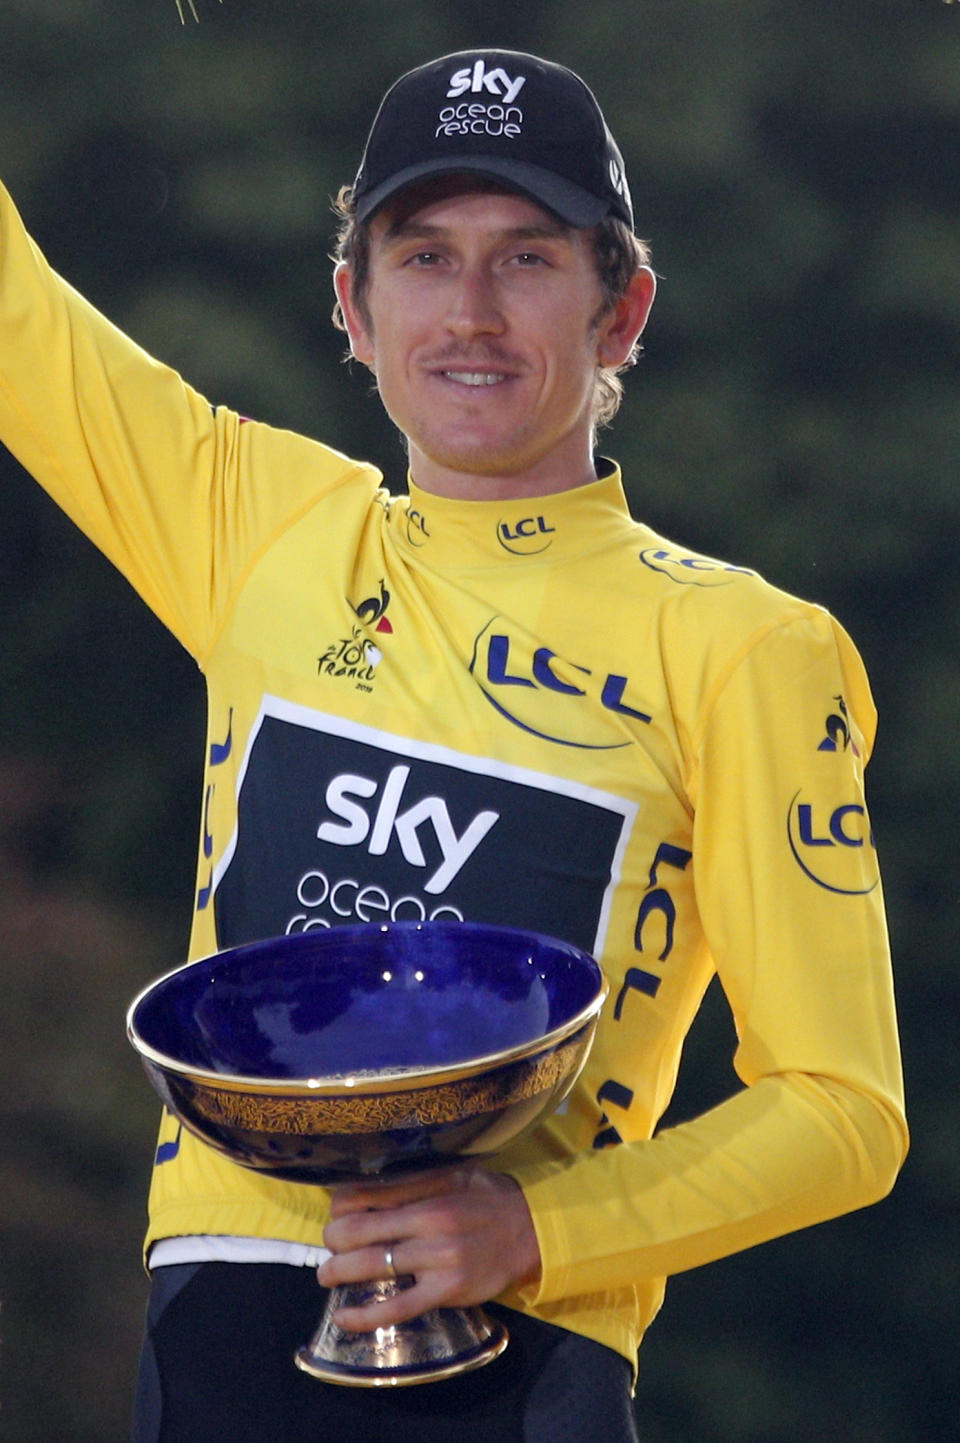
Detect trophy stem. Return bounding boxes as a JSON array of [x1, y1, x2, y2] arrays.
[[295, 1277, 509, 1387]]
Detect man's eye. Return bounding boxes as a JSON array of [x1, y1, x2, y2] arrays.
[[513, 252, 547, 267], [408, 251, 443, 267]]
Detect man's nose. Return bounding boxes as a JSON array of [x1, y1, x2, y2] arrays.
[[445, 268, 505, 337]]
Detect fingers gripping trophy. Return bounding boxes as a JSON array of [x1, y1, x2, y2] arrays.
[[127, 922, 607, 1387]]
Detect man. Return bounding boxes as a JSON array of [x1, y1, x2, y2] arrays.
[[0, 48, 906, 1443]]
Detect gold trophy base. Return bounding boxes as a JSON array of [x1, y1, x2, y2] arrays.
[[295, 1277, 509, 1387]]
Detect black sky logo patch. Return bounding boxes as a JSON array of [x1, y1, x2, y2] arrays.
[[212, 699, 636, 957]]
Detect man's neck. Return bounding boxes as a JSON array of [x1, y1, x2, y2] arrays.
[[407, 437, 599, 502]]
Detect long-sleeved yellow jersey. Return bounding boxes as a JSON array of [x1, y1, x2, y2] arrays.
[[0, 182, 907, 1372]]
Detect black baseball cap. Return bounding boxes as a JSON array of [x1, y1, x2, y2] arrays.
[[351, 49, 633, 230]]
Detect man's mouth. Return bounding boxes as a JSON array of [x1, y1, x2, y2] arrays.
[[441, 370, 510, 387]]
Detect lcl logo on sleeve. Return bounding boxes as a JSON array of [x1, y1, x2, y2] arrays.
[[786, 789, 880, 895]]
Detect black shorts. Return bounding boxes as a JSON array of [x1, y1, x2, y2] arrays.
[[132, 1262, 639, 1443]]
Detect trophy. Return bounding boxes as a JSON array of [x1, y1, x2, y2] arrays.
[[127, 920, 606, 1387]]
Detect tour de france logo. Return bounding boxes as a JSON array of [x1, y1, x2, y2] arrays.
[[317, 582, 393, 693]]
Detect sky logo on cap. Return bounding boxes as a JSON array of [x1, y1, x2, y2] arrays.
[[447, 59, 527, 105]]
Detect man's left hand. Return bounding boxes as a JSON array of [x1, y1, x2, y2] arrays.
[[318, 1163, 541, 1331]]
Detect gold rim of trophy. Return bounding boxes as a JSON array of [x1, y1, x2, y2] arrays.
[[126, 965, 608, 1098]]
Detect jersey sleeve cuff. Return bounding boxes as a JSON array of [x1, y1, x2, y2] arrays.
[[500, 1157, 579, 1306]]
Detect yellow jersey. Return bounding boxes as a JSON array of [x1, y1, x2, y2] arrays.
[[0, 181, 907, 1372]]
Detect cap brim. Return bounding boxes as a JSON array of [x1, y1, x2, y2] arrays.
[[354, 155, 618, 227]]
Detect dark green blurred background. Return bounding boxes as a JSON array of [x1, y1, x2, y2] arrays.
[[0, 2, 956, 1438]]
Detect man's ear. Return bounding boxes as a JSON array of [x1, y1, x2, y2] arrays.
[[597, 265, 656, 368], [334, 262, 376, 368]]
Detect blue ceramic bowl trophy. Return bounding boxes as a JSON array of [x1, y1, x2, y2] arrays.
[[127, 920, 606, 1387]]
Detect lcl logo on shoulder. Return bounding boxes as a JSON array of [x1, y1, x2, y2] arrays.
[[639, 548, 753, 588], [786, 789, 880, 895]]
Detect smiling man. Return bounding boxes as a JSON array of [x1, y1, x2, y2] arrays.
[[0, 48, 906, 1443], [334, 182, 653, 495]]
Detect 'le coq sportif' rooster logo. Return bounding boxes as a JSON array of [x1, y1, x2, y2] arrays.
[[352, 580, 393, 634]]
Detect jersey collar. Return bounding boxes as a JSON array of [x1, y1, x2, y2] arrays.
[[395, 459, 634, 568]]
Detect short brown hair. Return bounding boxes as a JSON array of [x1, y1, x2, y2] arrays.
[[330, 183, 651, 430]]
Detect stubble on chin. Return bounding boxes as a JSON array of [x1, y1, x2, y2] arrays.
[[406, 414, 545, 485]]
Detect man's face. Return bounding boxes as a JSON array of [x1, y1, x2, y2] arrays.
[[335, 183, 651, 499]]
